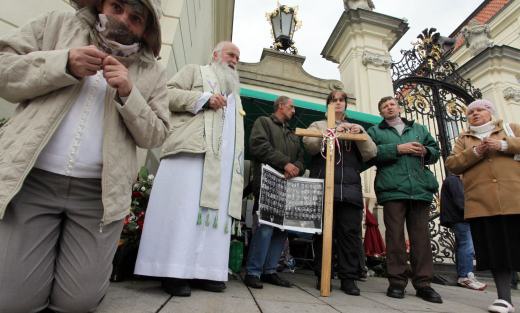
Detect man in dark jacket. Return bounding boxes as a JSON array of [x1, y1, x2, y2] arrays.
[[440, 174, 486, 290], [244, 96, 305, 289], [367, 96, 442, 303]]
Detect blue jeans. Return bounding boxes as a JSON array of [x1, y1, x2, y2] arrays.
[[452, 222, 475, 278], [246, 224, 287, 277]]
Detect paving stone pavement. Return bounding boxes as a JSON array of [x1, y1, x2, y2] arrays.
[[96, 271, 520, 313]]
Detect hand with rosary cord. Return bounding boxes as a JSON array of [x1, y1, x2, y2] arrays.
[[208, 94, 227, 110]]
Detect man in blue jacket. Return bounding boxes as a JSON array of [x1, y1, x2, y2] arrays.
[[440, 174, 486, 290], [367, 96, 442, 303]]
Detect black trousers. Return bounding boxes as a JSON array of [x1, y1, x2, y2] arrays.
[[313, 201, 363, 280]]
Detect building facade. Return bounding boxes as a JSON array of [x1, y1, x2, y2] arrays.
[[450, 0, 520, 121], [0, 0, 234, 119]]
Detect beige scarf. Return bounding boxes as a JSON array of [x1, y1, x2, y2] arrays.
[[92, 14, 141, 58]]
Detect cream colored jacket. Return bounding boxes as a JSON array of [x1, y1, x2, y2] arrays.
[[161, 64, 245, 219], [0, 8, 170, 225], [303, 120, 377, 161]]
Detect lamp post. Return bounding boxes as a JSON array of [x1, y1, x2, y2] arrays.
[[266, 4, 301, 54]]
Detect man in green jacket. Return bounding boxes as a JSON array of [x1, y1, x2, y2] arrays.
[[244, 96, 305, 289], [367, 96, 442, 303]]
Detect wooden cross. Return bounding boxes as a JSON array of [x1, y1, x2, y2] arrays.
[[295, 104, 368, 297]]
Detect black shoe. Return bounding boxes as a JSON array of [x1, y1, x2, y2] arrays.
[[191, 279, 226, 292], [341, 279, 360, 296], [386, 286, 405, 299], [162, 278, 191, 297], [261, 273, 291, 287], [416, 286, 443, 303], [315, 277, 332, 291], [244, 274, 263, 289]]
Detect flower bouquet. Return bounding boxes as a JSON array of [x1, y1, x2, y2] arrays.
[[110, 166, 154, 282]]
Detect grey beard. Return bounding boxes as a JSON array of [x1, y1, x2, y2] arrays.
[[211, 62, 240, 95]]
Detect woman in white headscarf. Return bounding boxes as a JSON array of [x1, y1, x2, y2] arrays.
[[446, 99, 520, 313]]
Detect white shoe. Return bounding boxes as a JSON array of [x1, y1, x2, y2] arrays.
[[488, 299, 515, 313], [458, 272, 487, 291]]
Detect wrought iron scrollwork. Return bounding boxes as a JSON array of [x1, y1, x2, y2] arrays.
[[399, 84, 435, 117], [391, 28, 482, 264], [392, 28, 482, 100], [428, 195, 455, 263]]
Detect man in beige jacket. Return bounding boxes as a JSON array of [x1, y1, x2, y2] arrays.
[[0, 1, 169, 312], [135, 41, 245, 297]]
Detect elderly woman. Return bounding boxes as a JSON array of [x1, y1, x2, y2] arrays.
[[446, 99, 520, 313]]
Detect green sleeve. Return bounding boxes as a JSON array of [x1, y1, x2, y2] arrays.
[[421, 125, 440, 164], [367, 126, 398, 165], [249, 118, 290, 170]]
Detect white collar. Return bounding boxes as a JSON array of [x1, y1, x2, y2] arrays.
[[469, 121, 495, 134]]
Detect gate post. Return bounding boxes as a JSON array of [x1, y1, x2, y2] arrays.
[[321, 8, 408, 116]]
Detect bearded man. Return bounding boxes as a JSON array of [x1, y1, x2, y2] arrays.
[[0, 1, 169, 312], [135, 41, 244, 297]]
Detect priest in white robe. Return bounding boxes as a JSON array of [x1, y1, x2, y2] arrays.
[[135, 42, 244, 297]]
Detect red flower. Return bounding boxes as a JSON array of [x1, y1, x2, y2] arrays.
[[137, 218, 144, 230], [120, 167, 153, 247]]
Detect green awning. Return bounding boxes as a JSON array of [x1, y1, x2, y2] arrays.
[[239, 87, 381, 161], [240, 87, 382, 125]]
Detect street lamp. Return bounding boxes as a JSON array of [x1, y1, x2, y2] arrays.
[[266, 4, 301, 54]]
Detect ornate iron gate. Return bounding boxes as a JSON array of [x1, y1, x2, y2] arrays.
[[391, 28, 482, 263]]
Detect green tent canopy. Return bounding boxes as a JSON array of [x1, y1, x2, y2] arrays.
[[240, 87, 382, 159], [241, 88, 382, 125]]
